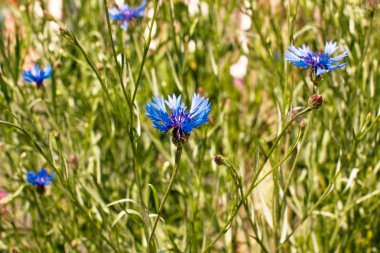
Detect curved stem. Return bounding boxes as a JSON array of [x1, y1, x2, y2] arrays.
[[202, 107, 313, 253], [148, 147, 183, 250]]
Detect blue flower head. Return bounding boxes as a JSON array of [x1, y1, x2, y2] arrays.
[[285, 41, 348, 77], [109, 0, 147, 30], [22, 64, 52, 88], [146, 93, 211, 147], [26, 168, 54, 194]]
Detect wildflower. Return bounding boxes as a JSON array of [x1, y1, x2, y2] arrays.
[[22, 64, 52, 88], [285, 41, 348, 77], [109, 0, 147, 30], [26, 168, 54, 194], [146, 93, 211, 147]]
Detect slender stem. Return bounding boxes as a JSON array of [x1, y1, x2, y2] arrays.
[[253, 129, 303, 189], [148, 147, 183, 250], [131, 0, 159, 106], [103, 0, 131, 106], [202, 107, 313, 253]]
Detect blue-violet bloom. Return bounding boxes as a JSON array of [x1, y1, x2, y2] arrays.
[[27, 168, 54, 193], [285, 41, 348, 76], [22, 64, 52, 88], [146, 93, 211, 147], [109, 0, 147, 30]]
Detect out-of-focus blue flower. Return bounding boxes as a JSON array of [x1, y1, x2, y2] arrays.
[[285, 41, 348, 76], [22, 64, 52, 88], [27, 168, 54, 193], [109, 0, 147, 30], [146, 93, 211, 146]]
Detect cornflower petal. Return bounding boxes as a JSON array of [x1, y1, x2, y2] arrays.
[[324, 41, 338, 56], [330, 51, 348, 63], [166, 94, 182, 111], [328, 63, 347, 71], [121, 21, 129, 30], [26, 171, 37, 185]]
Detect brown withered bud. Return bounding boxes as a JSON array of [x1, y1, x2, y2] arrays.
[[70, 155, 78, 168], [96, 63, 104, 71], [300, 119, 308, 128], [54, 61, 62, 68], [308, 94, 323, 109], [53, 130, 59, 139], [214, 155, 227, 166]]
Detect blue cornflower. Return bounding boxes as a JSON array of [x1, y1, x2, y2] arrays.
[[26, 168, 54, 193], [109, 0, 147, 30], [22, 64, 52, 88], [285, 41, 348, 76], [146, 93, 211, 146]]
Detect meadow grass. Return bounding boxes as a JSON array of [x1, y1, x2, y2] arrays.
[[0, 0, 379, 252]]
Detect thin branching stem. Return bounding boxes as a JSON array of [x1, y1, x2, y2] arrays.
[[148, 147, 183, 251], [202, 107, 313, 252]]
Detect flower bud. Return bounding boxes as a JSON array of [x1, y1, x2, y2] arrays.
[[308, 94, 323, 109], [96, 63, 104, 71], [214, 155, 228, 166], [53, 130, 60, 140], [70, 155, 78, 169], [300, 119, 308, 128], [59, 26, 77, 45], [54, 61, 62, 68]]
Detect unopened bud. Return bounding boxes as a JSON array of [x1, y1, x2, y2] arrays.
[[96, 63, 104, 71], [197, 87, 204, 96], [214, 155, 227, 166], [53, 130, 59, 139], [308, 94, 323, 109], [70, 155, 78, 168], [300, 119, 308, 128], [59, 27, 77, 44]]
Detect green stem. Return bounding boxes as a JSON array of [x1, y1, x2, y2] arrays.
[[131, 0, 159, 106], [148, 147, 183, 251], [202, 107, 313, 252], [253, 129, 303, 189], [103, 0, 131, 106]]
